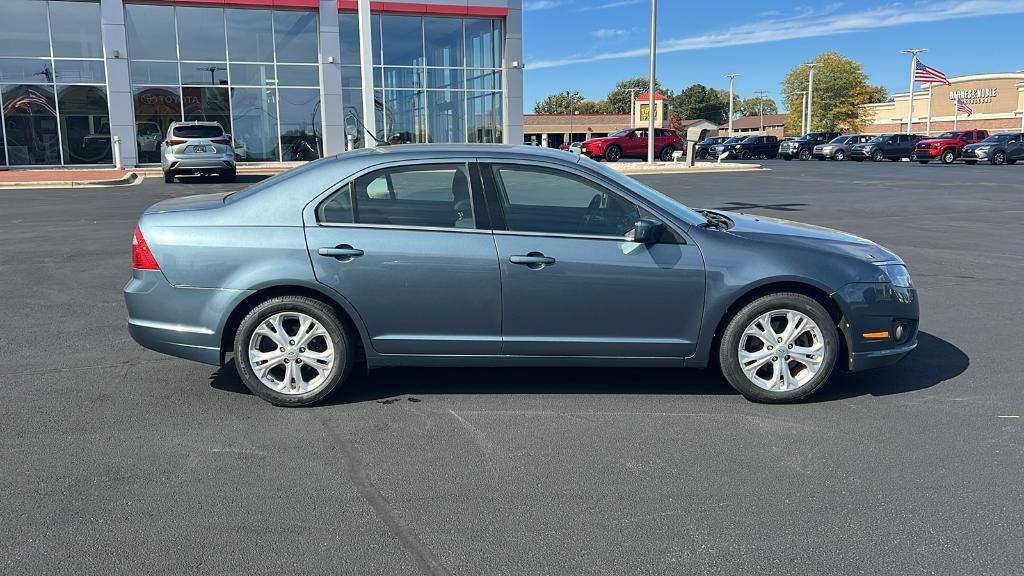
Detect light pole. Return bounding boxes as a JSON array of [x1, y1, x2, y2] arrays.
[[901, 48, 927, 134], [803, 62, 818, 134], [1018, 70, 1024, 131], [725, 73, 740, 136], [565, 90, 579, 146], [624, 87, 643, 122], [754, 89, 769, 133], [647, 0, 657, 163]]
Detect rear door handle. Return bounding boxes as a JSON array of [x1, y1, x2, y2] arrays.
[[509, 252, 555, 269], [318, 245, 364, 261]]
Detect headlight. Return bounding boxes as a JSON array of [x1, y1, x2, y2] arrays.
[[863, 146, 874, 152], [878, 264, 912, 288], [975, 146, 989, 152]]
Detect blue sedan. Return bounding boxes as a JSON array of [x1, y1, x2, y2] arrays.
[[125, 144, 918, 406]]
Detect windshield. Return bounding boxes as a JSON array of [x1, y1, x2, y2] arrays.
[[934, 132, 961, 139], [829, 136, 848, 144], [740, 136, 759, 143], [579, 155, 707, 226], [720, 137, 742, 145], [172, 125, 223, 139], [609, 128, 634, 138], [866, 136, 887, 144], [980, 134, 1014, 143], [796, 134, 818, 141]]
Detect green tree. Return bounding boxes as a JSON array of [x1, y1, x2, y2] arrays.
[[533, 92, 607, 114], [865, 85, 889, 104], [604, 77, 669, 114], [781, 51, 880, 133], [739, 96, 779, 117], [670, 84, 731, 124]]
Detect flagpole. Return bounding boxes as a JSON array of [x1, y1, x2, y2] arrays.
[[953, 99, 958, 131], [901, 48, 927, 134], [926, 83, 933, 135]]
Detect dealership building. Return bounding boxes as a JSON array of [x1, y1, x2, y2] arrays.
[[0, 0, 522, 167], [861, 72, 1024, 135]]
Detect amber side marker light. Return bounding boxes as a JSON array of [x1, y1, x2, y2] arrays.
[[862, 331, 890, 340]]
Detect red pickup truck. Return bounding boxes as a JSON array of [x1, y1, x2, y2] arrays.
[[579, 127, 683, 162], [913, 130, 988, 164]]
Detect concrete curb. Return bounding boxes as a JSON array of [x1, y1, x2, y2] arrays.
[[0, 172, 142, 190], [608, 162, 767, 175]]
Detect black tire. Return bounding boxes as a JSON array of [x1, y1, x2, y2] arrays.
[[1007, 159, 1017, 165], [660, 146, 675, 162], [741, 149, 752, 160], [798, 148, 812, 161], [990, 151, 1006, 165], [221, 169, 237, 183], [917, 160, 929, 164], [833, 150, 846, 161], [853, 158, 864, 162], [696, 149, 708, 160], [964, 160, 977, 165], [816, 157, 826, 161], [782, 156, 792, 161], [718, 292, 838, 403], [872, 149, 885, 162], [604, 145, 622, 162], [940, 149, 956, 164], [233, 296, 354, 407], [163, 171, 175, 184]]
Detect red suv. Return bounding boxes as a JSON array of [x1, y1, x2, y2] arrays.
[[580, 128, 683, 162], [913, 130, 988, 164]]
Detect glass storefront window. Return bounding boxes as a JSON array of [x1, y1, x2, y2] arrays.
[[54, 60, 106, 84], [231, 87, 280, 162], [467, 91, 502, 144], [274, 11, 318, 63], [126, 4, 178, 61], [0, 60, 55, 84], [381, 16, 424, 67], [229, 63, 276, 87], [176, 7, 227, 62], [180, 64, 228, 86], [339, 13, 361, 66], [465, 19, 502, 69], [49, 1, 103, 58], [133, 86, 181, 163], [58, 85, 111, 165], [183, 87, 231, 133], [130, 62, 179, 86], [382, 89, 425, 144], [0, 1, 51, 58], [279, 89, 321, 161], [427, 90, 464, 143], [2, 84, 60, 165], [276, 65, 319, 88], [425, 17, 463, 69], [227, 9, 275, 63]]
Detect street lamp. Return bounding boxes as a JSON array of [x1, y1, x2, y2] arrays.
[[196, 65, 227, 85], [803, 62, 819, 134], [1017, 70, 1024, 131], [901, 48, 927, 134], [724, 73, 740, 136], [647, 0, 657, 163], [565, 90, 579, 147]]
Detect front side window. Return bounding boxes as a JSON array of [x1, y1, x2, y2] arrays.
[[492, 165, 639, 237], [336, 164, 475, 229]]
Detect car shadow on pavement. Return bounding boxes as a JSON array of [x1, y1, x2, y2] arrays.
[[207, 331, 966, 405]]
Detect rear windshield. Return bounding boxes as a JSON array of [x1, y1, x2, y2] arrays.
[[172, 125, 223, 139]]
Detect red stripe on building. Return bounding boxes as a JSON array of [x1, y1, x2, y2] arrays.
[[128, 0, 507, 15]]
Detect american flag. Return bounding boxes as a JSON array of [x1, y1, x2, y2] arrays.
[[914, 60, 950, 85], [956, 99, 973, 116]]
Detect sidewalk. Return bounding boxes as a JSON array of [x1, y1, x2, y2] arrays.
[[0, 169, 139, 189]]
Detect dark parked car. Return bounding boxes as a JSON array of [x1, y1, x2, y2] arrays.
[[126, 144, 918, 407], [728, 135, 780, 159], [778, 132, 842, 161], [961, 132, 1024, 165], [850, 134, 924, 162], [580, 127, 683, 162], [813, 134, 872, 161], [707, 137, 743, 158], [694, 136, 730, 160], [913, 130, 988, 164]]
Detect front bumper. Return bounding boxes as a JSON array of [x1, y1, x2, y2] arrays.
[[833, 282, 919, 372], [962, 148, 985, 160], [124, 269, 253, 365], [912, 148, 940, 160]]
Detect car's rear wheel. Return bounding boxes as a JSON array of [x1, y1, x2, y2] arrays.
[[234, 296, 354, 407], [660, 146, 675, 162], [941, 149, 956, 164], [990, 151, 1006, 165], [163, 171, 175, 184], [799, 148, 812, 161], [718, 292, 838, 403], [833, 150, 845, 161], [604, 145, 622, 162], [741, 149, 752, 160]]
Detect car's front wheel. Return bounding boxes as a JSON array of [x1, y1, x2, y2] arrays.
[[604, 145, 622, 162], [872, 150, 885, 162], [833, 150, 846, 161], [941, 149, 956, 164], [718, 292, 838, 403], [234, 296, 354, 406]]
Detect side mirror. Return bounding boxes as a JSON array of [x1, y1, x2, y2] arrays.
[[627, 218, 664, 244]]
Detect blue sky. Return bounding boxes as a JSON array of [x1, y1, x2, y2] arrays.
[[521, 0, 1024, 112]]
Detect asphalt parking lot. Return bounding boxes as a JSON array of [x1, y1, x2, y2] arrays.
[[2, 159, 1022, 575]]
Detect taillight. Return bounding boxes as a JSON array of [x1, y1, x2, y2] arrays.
[[211, 138, 229, 145], [165, 139, 186, 146], [132, 224, 160, 270]]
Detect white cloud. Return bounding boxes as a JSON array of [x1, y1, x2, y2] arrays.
[[591, 28, 627, 39], [528, 0, 1024, 69], [523, 0, 562, 10], [596, 0, 644, 8]]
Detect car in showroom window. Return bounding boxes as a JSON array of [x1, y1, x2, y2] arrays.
[[125, 145, 918, 407]]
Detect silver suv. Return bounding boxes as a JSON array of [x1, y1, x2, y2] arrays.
[[161, 121, 236, 183]]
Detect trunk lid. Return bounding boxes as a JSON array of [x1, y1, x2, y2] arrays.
[[144, 192, 231, 214]]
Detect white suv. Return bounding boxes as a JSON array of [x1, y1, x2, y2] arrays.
[[160, 121, 236, 183]]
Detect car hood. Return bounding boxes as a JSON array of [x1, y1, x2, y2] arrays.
[[582, 137, 615, 147], [716, 211, 900, 263], [916, 138, 956, 146], [144, 192, 232, 214], [963, 142, 993, 149]]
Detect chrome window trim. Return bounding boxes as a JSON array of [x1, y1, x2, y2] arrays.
[[491, 229, 627, 242], [317, 222, 491, 235]]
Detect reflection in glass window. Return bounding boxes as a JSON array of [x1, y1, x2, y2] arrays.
[[279, 89, 322, 161], [382, 90, 426, 144], [381, 16, 424, 67], [0, 60, 55, 84], [126, 4, 177, 61], [0, 0, 51, 58], [133, 86, 181, 163], [130, 62, 180, 86], [273, 11, 318, 63], [226, 9, 274, 63], [465, 19, 502, 68], [54, 61, 105, 84], [341, 66, 362, 90], [427, 90, 465, 143], [229, 63, 276, 87], [276, 65, 319, 87], [339, 13, 361, 66], [343, 90, 364, 143], [231, 88, 279, 162], [58, 85, 111, 164], [427, 68, 463, 90], [425, 18, 463, 68], [181, 64, 228, 86], [2, 84, 60, 165], [183, 87, 231, 134], [468, 92, 502, 143], [353, 164, 473, 229], [382, 67, 423, 90], [49, 1, 103, 58], [176, 7, 227, 62]]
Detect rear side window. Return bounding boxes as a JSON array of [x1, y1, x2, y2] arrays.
[[172, 125, 223, 139], [491, 165, 639, 237], [318, 163, 475, 229]]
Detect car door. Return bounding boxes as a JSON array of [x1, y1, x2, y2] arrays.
[[303, 160, 502, 356], [482, 160, 706, 358], [1010, 134, 1024, 160], [625, 129, 646, 157]]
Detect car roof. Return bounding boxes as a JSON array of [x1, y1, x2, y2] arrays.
[[170, 121, 224, 127], [347, 143, 584, 164]]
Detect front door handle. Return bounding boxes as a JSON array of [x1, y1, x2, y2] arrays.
[[509, 252, 555, 269], [318, 245, 364, 261]]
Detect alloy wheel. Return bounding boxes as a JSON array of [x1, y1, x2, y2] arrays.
[[834, 150, 845, 161], [248, 311, 335, 395], [992, 151, 1006, 165], [737, 309, 824, 392]]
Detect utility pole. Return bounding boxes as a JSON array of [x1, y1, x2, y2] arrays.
[[803, 62, 819, 134], [624, 87, 643, 122], [901, 48, 927, 134], [565, 91, 579, 146], [647, 0, 657, 163], [754, 89, 769, 133], [1018, 70, 1024, 131], [725, 73, 740, 136]]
